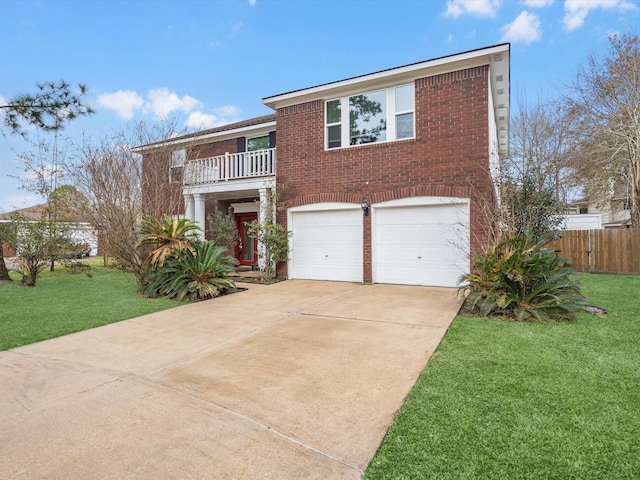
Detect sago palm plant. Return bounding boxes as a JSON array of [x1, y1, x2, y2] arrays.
[[145, 240, 238, 301], [461, 231, 585, 322], [137, 215, 201, 266]]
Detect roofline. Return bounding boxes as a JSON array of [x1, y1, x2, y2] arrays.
[[263, 43, 510, 109], [131, 120, 276, 153]]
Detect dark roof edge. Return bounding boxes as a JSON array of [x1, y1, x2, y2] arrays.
[[133, 113, 276, 151]]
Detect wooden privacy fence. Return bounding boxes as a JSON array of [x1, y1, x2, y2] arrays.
[[548, 229, 640, 274]]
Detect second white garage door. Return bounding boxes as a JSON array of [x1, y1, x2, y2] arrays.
[[373, 198, 470, 287], [289, 205, 363, 282]]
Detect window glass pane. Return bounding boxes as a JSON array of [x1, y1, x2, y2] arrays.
[[171, 148, 186, 167], [396, 113, 414, 139], [349, 90, 386, 145], [326, 99, 341, 124], [327, 125, 341, 148], [170, 166, 184, 183], [247, 135, 270, 151], [395, 84, 414, 112]]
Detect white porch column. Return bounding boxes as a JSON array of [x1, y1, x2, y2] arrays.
[[257, 187, 270, 271], [193, 193, 206, 235], [184, 193, 195, 222]]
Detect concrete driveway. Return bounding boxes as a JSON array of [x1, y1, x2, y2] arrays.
[[0, 280, 463, 479]]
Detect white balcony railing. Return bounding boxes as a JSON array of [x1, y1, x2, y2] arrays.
[[184, 148, 276, 186]]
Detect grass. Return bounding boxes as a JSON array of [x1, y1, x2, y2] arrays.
[[365, 273, 640, 480], [0, 258, 181, 350]]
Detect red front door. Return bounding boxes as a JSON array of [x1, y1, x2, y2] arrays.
[[235, 213, 258, 266]]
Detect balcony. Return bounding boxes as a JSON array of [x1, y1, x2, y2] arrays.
[[184, 148, 276, 187]]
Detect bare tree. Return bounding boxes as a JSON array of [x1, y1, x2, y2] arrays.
[[494, 94, 579, 240], [566, 31, 640, 227], [11, 134, 75, 271], [504, 93, 577, 205], [66, 120, 187, 283]]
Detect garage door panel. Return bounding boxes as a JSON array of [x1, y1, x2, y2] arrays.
[[374, 203, 469, 288], [291, 208, 363, 282]]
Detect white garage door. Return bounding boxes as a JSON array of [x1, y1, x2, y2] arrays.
[[373, 199, 469, 287], [290, 206, 363, 282]]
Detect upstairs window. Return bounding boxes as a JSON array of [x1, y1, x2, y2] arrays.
[[326, 99, 342, 149], [247, 135, 270, 151], [325, 83, 414, 149], [395, 84, 415, 140], [170, 148, 185, 184]]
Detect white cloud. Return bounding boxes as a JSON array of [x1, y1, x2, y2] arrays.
[[524, 0, 554, 6], [214, 105, 241, 118], [447, 34, 454, 43], [145, 88, 201, 119], [97, 88, 238, 127], [444, 0, 502, 18], [0, 94, 7, 107], [97, 90, 144, 119], [500, 10, 543, 44], [248, 0, 257, 5], [185, 112, 219, 130], [229, 20, 243, 33], [563, 0, 637, 31]]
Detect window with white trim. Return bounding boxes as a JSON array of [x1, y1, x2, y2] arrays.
[[169, 148, 185, 183], [325, 83, 414, 149], [247, 135, 270, 151]]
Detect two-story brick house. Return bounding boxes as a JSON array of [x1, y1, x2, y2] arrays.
[[135, 43, 510, 287]]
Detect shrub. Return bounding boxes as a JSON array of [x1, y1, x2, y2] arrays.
[[207, 209, 239, 255], [144, 240, 238, 302], [461, 231, 585, 322], [247, 220, 291, 281], [137, 216, 200, 267]]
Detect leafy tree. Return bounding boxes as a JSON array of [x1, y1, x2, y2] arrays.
[[137, 216, 200, 267], [566, 31, 640, 227], [144, 240, 237, 301], [207, 209, 239, 255], [11, 213, 69, 287], [1, 80, 93, 136], [0, 221, 16, 282], [500, 173, 565, 240], [247, 220, 291, 281]]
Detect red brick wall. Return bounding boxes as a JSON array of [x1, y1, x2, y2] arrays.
[[193, 139, 238, 159], [275, 65, 496, 280]]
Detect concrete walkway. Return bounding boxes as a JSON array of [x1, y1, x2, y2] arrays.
[[0, 280, 463, 479]]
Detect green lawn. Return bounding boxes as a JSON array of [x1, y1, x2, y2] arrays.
[[365, 273, 640, 480], [0, 259, 181, 350]]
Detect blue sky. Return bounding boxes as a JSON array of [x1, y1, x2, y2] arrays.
[[1, 0, 638, 212]]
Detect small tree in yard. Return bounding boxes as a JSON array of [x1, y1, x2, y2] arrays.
[[500, 173, 565, 241], [207, 209, 239, 255], [11, 214, 69, 287], [0, 221, 16, 283], [247, 220, 291, 281]]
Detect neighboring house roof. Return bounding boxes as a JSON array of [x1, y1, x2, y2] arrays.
[[0, 204, 49, 221], [132, 114, 276, 152], [0, 203, 91, 223]]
